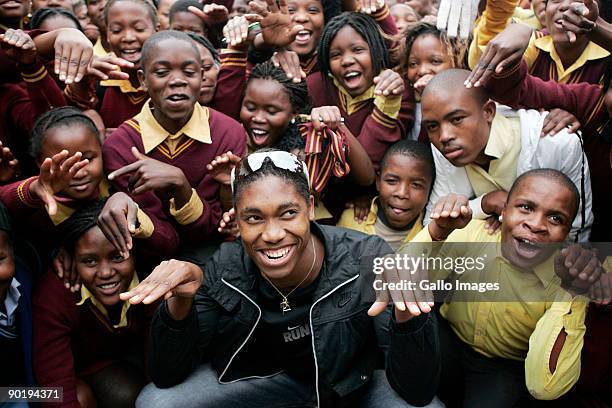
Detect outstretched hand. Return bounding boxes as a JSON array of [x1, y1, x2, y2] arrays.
[[206, 151, 242, 185], [97, 192, 140, 259], [31, 150, 89, 216], [429, 193, 472, 241], [249, 0, 304, 48], [0, 29, 37, 65]]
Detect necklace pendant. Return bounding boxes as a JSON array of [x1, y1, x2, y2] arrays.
[[280, 298, 291, 313]]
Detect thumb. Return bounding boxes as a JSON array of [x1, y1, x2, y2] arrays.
[[131, 146, 147, 161], [288, 24, 304, 38], [127, 201, 138, 233], [42, 189, 58, 216], [367, 301, 387, 317], [244, 13, 262, 23]]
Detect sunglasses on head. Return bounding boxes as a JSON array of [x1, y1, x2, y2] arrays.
[[230, 151, 311, 192]]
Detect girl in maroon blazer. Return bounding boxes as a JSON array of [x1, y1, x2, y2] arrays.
[[65, 0, 158, 132], [32, 199, 156, 408], [306, 11, 414, 169]]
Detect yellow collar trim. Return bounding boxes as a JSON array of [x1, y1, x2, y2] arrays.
[[77, 273, 139, 329], [136, 100, 212, 153], [534, 36, 610, 80], [100, 78, 143, 93], [484, 114, 515, 159], [332, 77, 375, 116]]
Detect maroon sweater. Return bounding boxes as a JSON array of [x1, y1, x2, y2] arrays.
[[307, 73, 414, 168], [0, 59, 66, 176], [102, 107, 246, 257], [32, 272, 156, 408], [99, 86, 148, 129]]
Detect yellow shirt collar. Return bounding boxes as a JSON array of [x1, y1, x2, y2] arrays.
[[483, 114, 515, 159], [100, 78, 143, 93], [534, 36, 610, 80], [77, 273, 139, 329], [332, 77, 375, 116], [136, 100, 212, 153]]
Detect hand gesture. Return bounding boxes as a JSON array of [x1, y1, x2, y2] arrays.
[[120, 259, 203, 319], [30, 150, 89, 216], [87, 55, 133, 81], [222, 14, 260, 48], [311, 106, 343, 131], [541, 108, 581, 137], [108, 147, 191, 206], [206, 151, 241, 185], [272, 50, 305, 83], [373, 69, 404, 97], [52, 247, 81, 292], [357, 0, 384, 15], [429, 193, 472, 240], [53, 28, 94, 84], [0, 142, 19, 183], [0, 29, 37, 65], [465, 22, 533, 88], [218, 207, 240, 237], [249, 0, 304, 48], [561, 0, 598, 43], [368, 253, 434, 322], [555, 244, 603, 296], [97, 192, 140, 259], [481, 190, 508, 217], [189, 3, 229, 25]]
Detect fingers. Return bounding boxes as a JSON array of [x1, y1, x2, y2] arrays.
[[108, 160, 143, 180], [97, 212, 126, 256], [250, 0, 270, 16], [273, 51, 304, 83], [541, 109, 580, 137], [373, 70, 404, 96], [120, 260, 189, 305]]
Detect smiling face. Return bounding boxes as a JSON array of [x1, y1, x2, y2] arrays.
[[139, 37, 202, 133], [376, 154, 432, 229], [156, 0, 176, 30], [170, 10, 206, 35], [390, 4, 418, 34], [0, 0, 28, 22], [329, 25, 374, 98], [545, 0, 587, 46], [406, 34, 453, 86], [106, 0, 156, 70], [421, 86, 495, 167], [75, 226, 135, 306], [286, 0, 324, 58], [39, 123, 103, 200], [194, 43, 219, 105], [501, 175, 576, 270], [240, 78, 294, 148], [236, 175, 315, 282]]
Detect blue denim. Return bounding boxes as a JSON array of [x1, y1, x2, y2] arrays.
[[136, 364, 445, 408]]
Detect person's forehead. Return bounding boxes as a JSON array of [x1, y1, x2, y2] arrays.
[[237, 176, 305, 206], [147, 39, 199, 62], [512, 176, 575, 212]]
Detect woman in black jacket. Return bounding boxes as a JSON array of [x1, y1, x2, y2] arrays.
[[122, 150, 441, 407]]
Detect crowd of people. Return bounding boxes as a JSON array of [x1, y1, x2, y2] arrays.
[[0, 0, 610, 406]]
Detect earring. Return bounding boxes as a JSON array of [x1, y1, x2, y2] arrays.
[[290, 117, 296, 124]]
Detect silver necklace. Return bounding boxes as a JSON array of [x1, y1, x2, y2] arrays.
[[262, 236, 317, 313]]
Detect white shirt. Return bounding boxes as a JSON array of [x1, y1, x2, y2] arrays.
[[425, 106, 593, 242], [0, 277, 21, 339]]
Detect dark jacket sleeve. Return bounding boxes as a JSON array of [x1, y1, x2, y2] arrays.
[[147, 256, 223, 388], [386, 312, 441, 407]]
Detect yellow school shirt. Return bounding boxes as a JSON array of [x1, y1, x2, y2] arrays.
[[465, 113, 521, 197], [77, 273, 139, 329], [406, 220, 587, 400], [337, 197, 424, 246]]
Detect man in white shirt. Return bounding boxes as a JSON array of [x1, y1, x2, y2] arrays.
[[420, 69, 593, 242]]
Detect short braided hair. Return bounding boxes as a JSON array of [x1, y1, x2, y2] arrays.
[[30, 7, 83, 30], [29, 107, 100, 160]]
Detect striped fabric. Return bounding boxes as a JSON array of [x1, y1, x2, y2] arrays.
[[300, 122, 350, 193]]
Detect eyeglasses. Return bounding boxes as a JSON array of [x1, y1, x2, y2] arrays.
[[230, 151, 311, 192]]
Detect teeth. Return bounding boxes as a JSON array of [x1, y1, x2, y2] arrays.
[[345, 72, 359, 78], [123, 50, 138, 54], [252, 129, 267, 135], [264, 247, 290, 259], [99, 282, 119, 289]]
